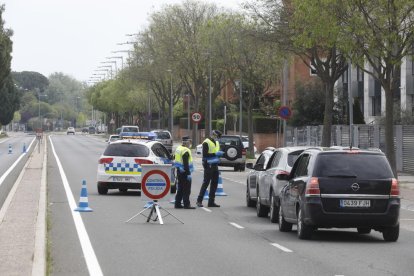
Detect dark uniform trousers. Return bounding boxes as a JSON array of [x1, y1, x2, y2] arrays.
[[197, 161, 219, 204], [176, 171, 192, 207]]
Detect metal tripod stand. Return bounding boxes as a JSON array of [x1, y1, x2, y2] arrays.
[[125, 200, 184, 225]]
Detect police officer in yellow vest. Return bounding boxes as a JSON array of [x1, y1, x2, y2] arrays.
[[174, 136, 196, 209], [196, 130, 224, 207]]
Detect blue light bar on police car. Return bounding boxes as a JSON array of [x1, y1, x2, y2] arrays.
[[120, 132, 157, 140]]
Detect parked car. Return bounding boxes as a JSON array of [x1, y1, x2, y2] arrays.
[[150, 129, 173, 153], [245, 147, 276, 208], [81, 127, 88, 133], [66, 127, 75, 135], [246, 146, 308, 223], [278, 147, 400, 241], [96, 138, 173, 195], [106, 134, 120, 144], [119, 125, 139, 134]]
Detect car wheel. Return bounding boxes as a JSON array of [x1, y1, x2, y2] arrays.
[[269, 193, 279, 223], [297, 208, 313, 240], [234, 164, 239, 171], [246, 185, 255, 207], [97, 184, 108, 195], [256, 192, 269, 217], [240, 164, 245, 172], [278, 205, 292, 232], [382, 224, 399, 242], [119, 188, 128, 193], [357, 227, 371, 234]]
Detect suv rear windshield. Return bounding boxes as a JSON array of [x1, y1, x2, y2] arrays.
[[154, 131, 171, 139], [104, 143, 149, 157], [313, 153, 394, 179], [219, 136, 242, 146]]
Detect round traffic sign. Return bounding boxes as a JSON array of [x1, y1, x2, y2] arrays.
[[278, 106, 292, 120], [191, 112, 203, 123], [141, 170, 171, 200]]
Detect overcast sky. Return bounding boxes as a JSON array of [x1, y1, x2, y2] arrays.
[[2, 0, 244, 83]]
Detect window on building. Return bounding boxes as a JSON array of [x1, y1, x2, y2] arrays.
[[357, 67, 364, 82]]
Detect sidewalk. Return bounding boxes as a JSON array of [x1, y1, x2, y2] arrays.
[[0, 139, 46, 276]]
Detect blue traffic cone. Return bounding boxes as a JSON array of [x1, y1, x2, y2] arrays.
[[8, 144, 12, 154], [22, 143, 27, 153], [74, 180, 93, 212], [216, 172, 227, 196], [203, 189, 209, 200]]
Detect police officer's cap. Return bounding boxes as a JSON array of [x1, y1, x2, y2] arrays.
[[212, 130, 222, 138]]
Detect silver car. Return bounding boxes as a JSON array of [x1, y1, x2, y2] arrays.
[[150, 129, 173, 153], [246, 146, 308, 223]]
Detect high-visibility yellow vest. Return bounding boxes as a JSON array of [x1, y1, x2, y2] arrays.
[[203, 138, 220, 164], [174, 145, 194, 172]]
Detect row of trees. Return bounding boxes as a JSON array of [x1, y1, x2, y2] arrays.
[[87, 0, 414, 174], [249, 0, 414, 175], [12, 71, 89, 131], [86, 0, 283, 150]]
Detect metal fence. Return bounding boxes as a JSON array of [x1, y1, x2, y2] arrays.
[[285, 124, 414, 173]]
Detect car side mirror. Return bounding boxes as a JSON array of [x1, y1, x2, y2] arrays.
[[253, 164, 264, 171], [246, 163, 253, 169]]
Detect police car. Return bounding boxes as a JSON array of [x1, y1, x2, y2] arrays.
[[96, 132, 173, 195]]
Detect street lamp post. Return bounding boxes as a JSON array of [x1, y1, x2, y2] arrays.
[[235, 79, 243, 137], [37, 93, 47, 130], [107, 56, 124, 70], [167, 69, 173, 139]]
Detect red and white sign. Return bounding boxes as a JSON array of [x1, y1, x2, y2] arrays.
[[141, 164, 172, 201], [191, 112, 203, 124]]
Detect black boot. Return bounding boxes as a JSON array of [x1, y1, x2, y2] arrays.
[[208, 201, 220, 207]]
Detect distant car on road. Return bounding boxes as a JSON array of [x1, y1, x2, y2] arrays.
[[278, 147, 400, 241], [106, 134, 120, 144], [67, 127, 75, 135], [88, 126, 96, 134]]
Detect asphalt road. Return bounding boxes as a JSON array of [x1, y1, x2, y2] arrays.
[[45, 134, 414, 276]]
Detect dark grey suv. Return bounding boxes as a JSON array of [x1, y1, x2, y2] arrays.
[[278, 147, 400, 241], [218, 135, 246, 171]]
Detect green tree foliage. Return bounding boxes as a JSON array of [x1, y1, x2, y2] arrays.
[[0, 76, 19, 125], [0, 4, 18, 125], [336, 0, 414, 174], [12, 71, 49, 91], [290, 82, 326, 126]]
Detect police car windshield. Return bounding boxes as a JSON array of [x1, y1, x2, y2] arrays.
[[104, 144, 150, 157]]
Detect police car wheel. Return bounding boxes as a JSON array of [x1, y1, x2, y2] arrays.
[[97, 185, 108, 195], [224, 146, 239, 161], [119, 188, 128, 193]]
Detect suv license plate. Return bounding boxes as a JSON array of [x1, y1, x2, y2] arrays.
[[112, 176, 131, 182], [340, 199, 370, 208]]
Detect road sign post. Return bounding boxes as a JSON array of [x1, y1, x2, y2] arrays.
[[125, 164, 183, 224]]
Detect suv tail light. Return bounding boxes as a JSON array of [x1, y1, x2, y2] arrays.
[[99, 157, 113, 164], [390, 178, 400, 198], [134, 159, 154, 165], [242, 148, 246, 155], [305, 177, 321, 197]]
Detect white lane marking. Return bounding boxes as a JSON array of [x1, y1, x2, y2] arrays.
[[49, 136, 103, 276], [270, 243, 293, 253], [229, 222, 244, 229], [400, 219, 414, 221], [201, 207, 212, 212], [0, 137, 35, 188]]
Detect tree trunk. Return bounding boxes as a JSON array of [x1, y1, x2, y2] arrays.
[[247, 91, 254, 157], [321, 83, 334, 146], [384, 87, 397, 176]]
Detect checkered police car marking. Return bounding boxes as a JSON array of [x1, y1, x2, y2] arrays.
[[104, 163, 142, 175]]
